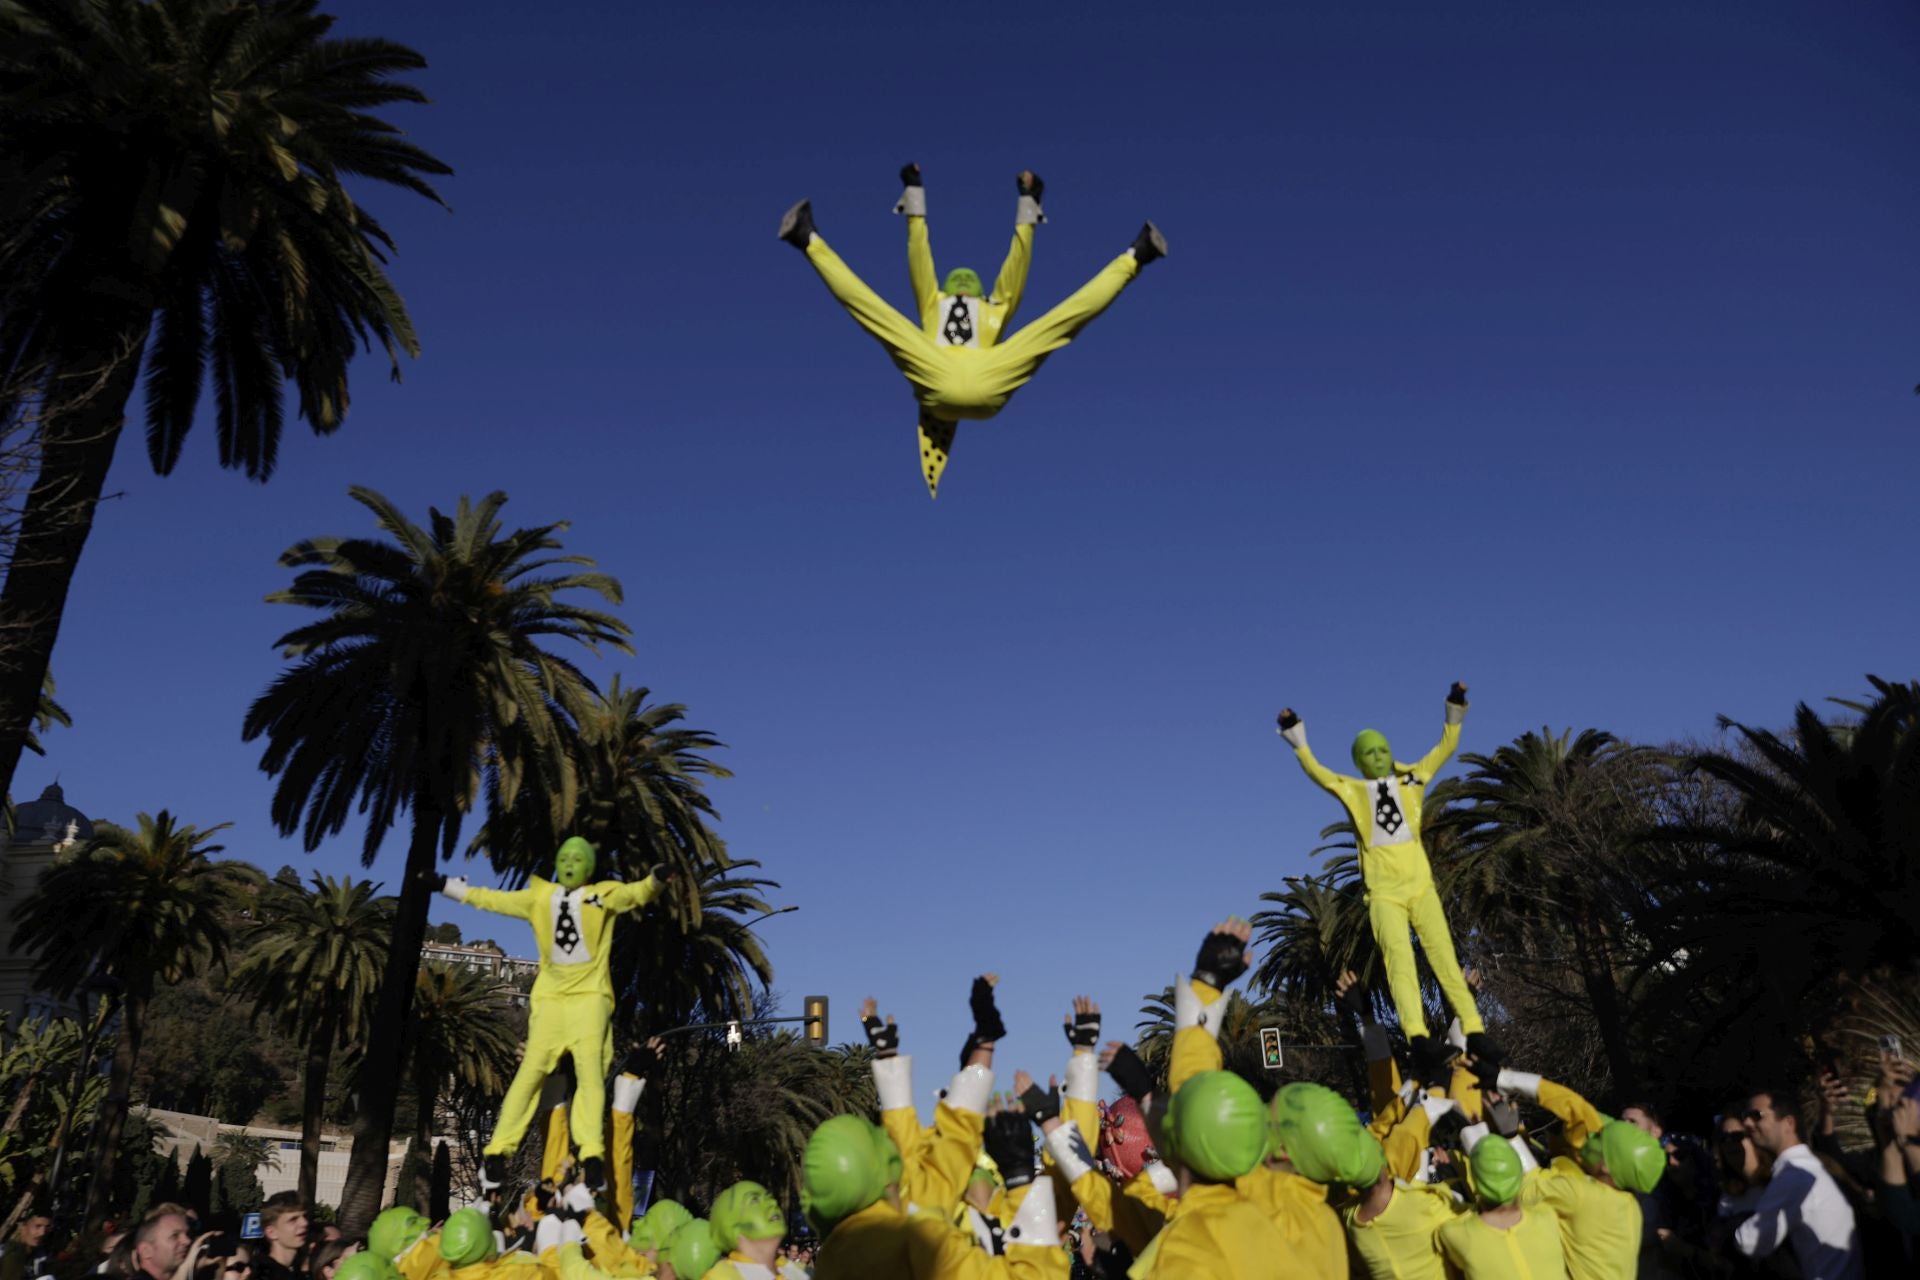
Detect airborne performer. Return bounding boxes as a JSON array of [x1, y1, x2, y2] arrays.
[[1276, 683, 1502, 1083], [437, 837, 671, 1190], [779, 164, 1166, 497]]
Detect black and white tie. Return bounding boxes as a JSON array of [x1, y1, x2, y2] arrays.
[[944, 296, 974, 345], [1374, 781, 1404, 837], [555, 895, 581, 954]]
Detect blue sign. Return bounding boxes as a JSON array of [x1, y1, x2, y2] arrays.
[[240, 1214, 262, 1240]]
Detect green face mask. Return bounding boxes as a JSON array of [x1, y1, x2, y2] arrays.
[[554, 837, 596, 888], [944, 267, 982, 297], [1168, 1071, 1268, 1183], [712, 1180, 786, 1246], [1471, 1135, 1524, 1207], [1351, 730, 1394, 779], [437, 1209, 495, 1268], [368, 1207, 430, 1261], [664, 1220, 720, 1280]]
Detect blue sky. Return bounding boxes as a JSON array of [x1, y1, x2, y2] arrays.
[[19, 0, 1920, 1104]]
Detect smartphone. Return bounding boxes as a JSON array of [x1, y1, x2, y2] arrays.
[[1882, 1034, 1903, 1059]]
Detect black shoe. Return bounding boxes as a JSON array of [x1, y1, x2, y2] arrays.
[[1130, 220, 1167, 265], [582, 1155, 605, 1191], [778, 199, 815, 248], [482, 1153, 507, 1188], [1409, 1034, 1459, 1086], [1465, 1031, 1506, 1086]]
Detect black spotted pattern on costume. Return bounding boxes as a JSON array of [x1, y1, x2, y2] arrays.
[[920, 419, 957, 494], [942, 295, 975, 345], [554, 894, 581, 954], [1373, 781, 1405, 837]]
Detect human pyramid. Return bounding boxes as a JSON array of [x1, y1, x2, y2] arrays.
[[336, 678, 1666, 1279]]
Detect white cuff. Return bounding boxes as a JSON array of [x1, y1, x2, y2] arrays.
[[1398, 1078, 1421, 1107], [611, 1074, 644, 1113], [1460, 1122, 1490, 1152], [1508, 1135, 1539, 1173], [534, 1216, 565, 1255], [1420, 1096, 1459, 1123], [944, 1062, 992, 1115], [1496, 1070, 1541, 1099], [1280, 722, 1308, 749], [1015, 194, 1045, 226], [1360, 1024, 1391, 1063], [1005, 1176, 1060, 1249], [873, 1054, 915, 1114], [1445, 700, 1468, 726], [562, 1183, 594, 1216], [1045, 1123, 1097, 1184], [442, 875, 470, 903], [1446, 1018, 1467, 1053], [1145, 1161, 1178, 1196], [894, 187, 926, 217], [1064, 1051, 1098, 1102], [1173, 976, 1221, 1039]]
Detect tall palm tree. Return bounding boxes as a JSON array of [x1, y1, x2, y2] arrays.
[[396, 964, 517, 1212], [243, 486, 629, 1232], [10, 811, 256, 1228], [0, 0, 451, 809], [478, 679, 733, 927], [230, 873, 392, 1203], [615, 861, 778, 1037]]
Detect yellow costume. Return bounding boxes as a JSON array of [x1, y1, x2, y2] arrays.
[[1435, 1205, 1569, 1279], [789, 179, 1155, 496], [1130, 1181, 1290, 1279], [1497, 1070, 1644, 1280], [811, 1196, 1067, 1279], [444, 858, 664, 1161], [1344, 1181, 1463, 1280], [1280, 700, 1483, 1039], [872, 1054, 995, 1212]]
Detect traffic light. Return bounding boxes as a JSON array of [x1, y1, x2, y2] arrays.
[[1260, 1026, 1283, 1071], [804, 995, 829, 1048]]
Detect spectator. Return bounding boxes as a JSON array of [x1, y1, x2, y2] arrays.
[[1725, 1086, 1863, 1280], [305, 1238, 360, 1280], [98, 1232, 128, 1278], [252, 1195, 308, 1280], [129, 1209, 191, 1280], [0, 1213, 52, 1280]]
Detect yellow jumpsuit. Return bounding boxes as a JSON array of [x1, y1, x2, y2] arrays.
[[395, 1235, 450, 1280], [1344, 1182, 1464, 1280], [457, 873, 664, 1160], [810, 1197, 1067, 1279], [1283, 709, 1483, 1038], [1435, 1206, 1568, 1279], [801, 214, 1144, 496], [1516, 1077, 1640, 1280], [875, 1057, 995, 1214], [1128, 1181, 1291, 1279]]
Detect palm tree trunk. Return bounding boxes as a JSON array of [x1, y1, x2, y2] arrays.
[[299, 998, 339, 1204], [336, 801, 442, 1234], [1576, 920, 1636, 1093], [0, 331, 148, 808], [81, 990, 145, 1233], [411, 1073, 434, 1214]]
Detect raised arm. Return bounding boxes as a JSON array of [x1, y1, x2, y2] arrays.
[[1410, 683, 1469, 779], [896, 163, 939, 320], [1278, 709, 1350, 796], [1495, 1067, 1608, 1154], [990, 171, 1044, 323], [440, 875, 538, 921], [1169, 918, 1251, 1094]]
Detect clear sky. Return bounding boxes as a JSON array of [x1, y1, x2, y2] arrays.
[[19, 0, 1920, 1102]]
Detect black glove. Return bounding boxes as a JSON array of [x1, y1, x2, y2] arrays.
[[1192, 929, 1250, 990], [433, 873, 449, 892], [1336, 981, 1374, 1026], [969, 977, 1007, 1044], [648, 862, 674, 882], [862, 1012, 900, 1059], [1064, 1007, 1101, 1050], [1277, 709, 1301, 731], [1018, 170, 1044, 203], [1447, 682, 1468, 706], [1019, 1080, 1061, 1129], [983, 1112, 1035, 1189], [900, 162, 922, 187], [1105, 1043, 1156, 1104], [623, 1041, 659, 1077], [1464, 1031, 1505, 1087]]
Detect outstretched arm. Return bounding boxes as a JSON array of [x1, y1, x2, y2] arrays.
[[595, 866, 669, 915], [1277, 709, 1351, 796], [1411, 683, 1469, 778], [897, 163, 939, 321], [440, 876, 538, 921]]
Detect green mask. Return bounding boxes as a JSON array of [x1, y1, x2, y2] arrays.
[[1471, 1135, 1524, 1207], [627, 1219, 655, 1253], [943, 267, 982, 297], [368, 1207, 430, 1261], [641, 1198, 692, 1249], [331, 1257, 398, 1280], [867, 1118, 904, 1189], [801, 1115, 885, 1235], [664, 1220, 720, 1280], [1167, 1071, 1268, 1183], [1351, 730, 1394, 779], [554, 837, 596, 888], [711, 1180, 786, 1247], [437, 1209, 496, 1268], [1270, 1082, 1375, 1186], [1596, 1119, 1666, 1194]]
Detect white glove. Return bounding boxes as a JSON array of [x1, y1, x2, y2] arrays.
[[441, 875, 470, 903]]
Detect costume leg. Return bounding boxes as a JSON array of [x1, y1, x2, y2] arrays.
[[803, 236, 947, 398], [1407, 884, 1485, 1035], [486, 1001, 566, 1155], [1367, 893, 1429, 1039], [917, 413, 959, 497], [564, 997, 616, 1160], [979, 250, 1140, 403]]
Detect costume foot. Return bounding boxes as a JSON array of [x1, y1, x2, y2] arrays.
[[1409, 1034, 1459, 1086], [582, 1155, 605, 1191], [1130, 220, 1167, 265], [482, 1153, 507, 1189], [1465, 1031, 1506, 1086], [919, 418, 957, 497], [777, 199, 815, 248]]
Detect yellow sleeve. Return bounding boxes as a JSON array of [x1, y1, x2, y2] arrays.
[[1169, 980, 1224, 1094], [1411, 721, 1462, 780], [908, 216, 938, 324], [1070, 1168, 1165, 1255], [462, 884, 541, 920], [610, 1094, 637, 1228], [1443, 1062, 1484, 1124], [990, 224, 1034, 324], [541, 1101, 571, 1183], [595, 875, 663, 915], [1293, 743, 1353, 798], [1366, 1056, 1405, 1133], [881, 1105, 930, 1195], [901, 1099, 984, 1212], [395, 1238, 448, 1280], [581, 1214, 644, 1277], [1124, 1168, 1177, 1220], [905, 1215, 1068, 1280], [1537, 1079, 1608, 1152], [1380, 1107, 1432, 1183]]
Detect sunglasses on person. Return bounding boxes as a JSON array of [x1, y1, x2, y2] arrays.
[[1742, 1108, 1770, 1122]]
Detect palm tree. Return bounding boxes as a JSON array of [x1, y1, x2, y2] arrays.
[[615, 861, 778, 1037], [242, 486, 629, 1231], [395, 964, 518, 1212], [10, 811, 256, 1228], [4, 674, 70, 835], [230, 873, 392, 1203], [0, 0, 451, 809], [479, 679, 734, 927]]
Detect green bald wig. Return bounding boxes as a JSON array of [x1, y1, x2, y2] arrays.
[[801, 1115, 886, 1235], [867, 1118, 904, 1188], [639, 1198, 692, 1252], [1470, 1135, 1525, 1207], [368, 1207, 430, 1262], [943, 267, 983, 297], [436, 1209, 496, 1268], [332, 1256, 399, 1280], [1270, 1082, 1380, 1186], [1595, 1119, 1666, 1194], [1166, 1071, 1269, 1183], [664, 1219, 720, 1280], [1351, 730, 1394, 779]]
